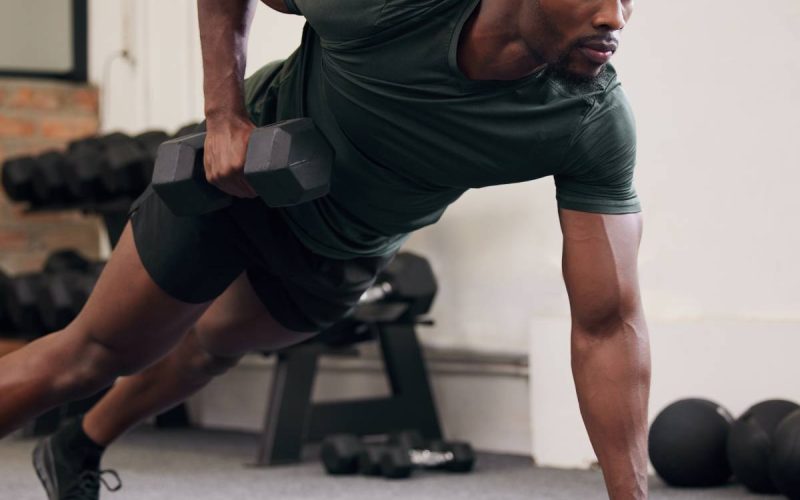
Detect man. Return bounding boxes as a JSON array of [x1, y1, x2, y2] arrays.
[[0, 0, 649, 498]]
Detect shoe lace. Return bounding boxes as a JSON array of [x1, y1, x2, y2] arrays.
[[66, 469, 122, 499]]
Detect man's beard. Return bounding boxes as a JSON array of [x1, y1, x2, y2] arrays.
[[544, 49, 608, 93]]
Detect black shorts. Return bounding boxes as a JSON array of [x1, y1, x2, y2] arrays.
[[129, 188, 394, 332]]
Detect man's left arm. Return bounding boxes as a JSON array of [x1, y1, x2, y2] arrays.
[[559, 208, 650, 500]]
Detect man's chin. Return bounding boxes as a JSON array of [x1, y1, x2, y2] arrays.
[[546, 61, 608, 92]]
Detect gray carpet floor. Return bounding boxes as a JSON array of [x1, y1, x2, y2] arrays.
[[0, 427, 766, 499]]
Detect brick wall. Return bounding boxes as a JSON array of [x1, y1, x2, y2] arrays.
[[0, 79, 103, 275]]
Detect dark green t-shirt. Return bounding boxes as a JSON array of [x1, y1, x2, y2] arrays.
[[245, 0, 640, 259]]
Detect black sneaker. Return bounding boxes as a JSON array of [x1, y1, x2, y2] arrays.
[[32, 423, 122, 500]]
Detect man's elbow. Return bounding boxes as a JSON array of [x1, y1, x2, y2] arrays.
[[571, 293, 644, 338]]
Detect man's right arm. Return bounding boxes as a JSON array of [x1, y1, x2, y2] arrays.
[[196, 0, 260, 198]]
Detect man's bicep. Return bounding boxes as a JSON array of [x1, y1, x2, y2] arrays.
[[559, 209, 643, 330]]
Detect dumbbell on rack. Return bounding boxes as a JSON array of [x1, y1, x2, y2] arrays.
[[152, 118, 332, 216], [316, 252, 438, 347], [1, 127, 176, 208], [321, 431, 476, 479], [0, 250, 104, 336], [37, 250, 104, 331], [1, 270, 46, 337]]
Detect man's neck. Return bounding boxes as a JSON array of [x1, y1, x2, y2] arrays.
[[457, 0, 546, 81]]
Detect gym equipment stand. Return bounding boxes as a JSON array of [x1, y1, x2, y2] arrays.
[[257, 318, 443, 465]]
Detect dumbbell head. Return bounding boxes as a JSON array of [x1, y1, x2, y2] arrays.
[[63, 145, 112, 201], [152, 132, 231, 216], [358, 446, 388, 476], [428, 440, 476, 473], [2, 273, 46, 336], [378, 253, 437, 316], [244, 118, 333, 207], [32, 151, 72, 206], [43, 249, 92, 274], [380, 446, 414, 479], [2, 156, 38, 202], [35, 273, 78, 331], [100, 133, 151, 195], [68, 135, 103, 153], [0, 271, 16, 332], [320, 434, 365, 475]]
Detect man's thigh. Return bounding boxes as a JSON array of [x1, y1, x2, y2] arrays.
[[193, 272, 317, 357]]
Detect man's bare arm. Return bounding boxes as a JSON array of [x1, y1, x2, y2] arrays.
[[559, 208, 651, 500], [196, 0, 262, 198]]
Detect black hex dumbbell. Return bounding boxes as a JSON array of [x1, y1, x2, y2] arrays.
[[321, 431, 475, 480], [43, 249, 93, 275], [379, 431, 476, 479], [31, 152, 75, 206], [62, 142, 115, 202], [99, 132, 152, 196], [37, 250, 104, 331], [321, 434, 366, 475], [152, 118, 333, 216], [134, 130, 169, 184], [35, 270, 100, 332], [1, 271, 46, 337], [0, 271, 20, 335], [354, 252, 438, 324], [1, 156, 38, 202]]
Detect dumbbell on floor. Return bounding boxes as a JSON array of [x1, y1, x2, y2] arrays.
[[152, 118, 333, 216], [321, 431, 475, 479], [379, 431, 475, 478]]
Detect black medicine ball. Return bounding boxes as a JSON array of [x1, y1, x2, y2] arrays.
[[770, 410, 800, 500], [727, 399, 799, 493], [649, 398, 734, 487]]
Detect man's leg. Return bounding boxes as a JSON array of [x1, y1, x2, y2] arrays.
[[82, 271, 316, 446], [0, 222, 211, 437], [31, 271, 316, 499]]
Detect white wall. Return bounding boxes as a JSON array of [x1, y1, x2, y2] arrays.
[[527, 1, 800, 466]]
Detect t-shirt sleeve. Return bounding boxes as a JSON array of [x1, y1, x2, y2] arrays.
[[283, 0, 387, 42], [283, 0, 302, 15], [553, 84, 641, 214], [285, 0, 442, 44]]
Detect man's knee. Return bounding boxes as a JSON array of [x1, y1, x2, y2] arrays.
[[190, 350, 241, 378], [55, 336, 135, 399]]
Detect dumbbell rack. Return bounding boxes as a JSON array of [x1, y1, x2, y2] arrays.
[[256, 320, 443, 466]]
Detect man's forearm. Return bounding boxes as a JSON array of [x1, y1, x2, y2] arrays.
[[571, 314, 651, 500], [197, 0, 257, 119]]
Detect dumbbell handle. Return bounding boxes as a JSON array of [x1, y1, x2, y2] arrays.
[[358, 281, 393, 304], [408, 449, 455, 467]]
